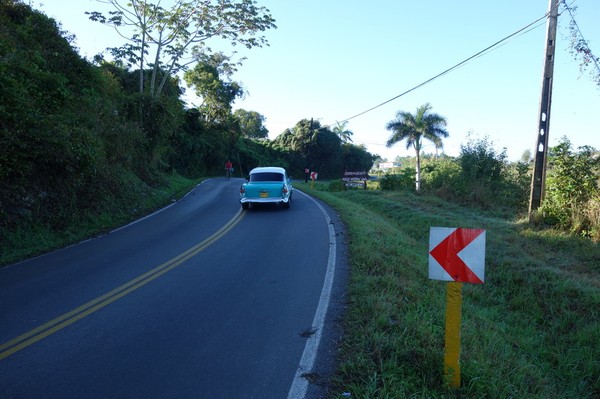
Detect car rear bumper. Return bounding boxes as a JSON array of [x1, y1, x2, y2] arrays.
[[240, 196, 290, 204]]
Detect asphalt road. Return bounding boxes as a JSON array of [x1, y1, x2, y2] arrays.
[[0, 178, 347, 399]]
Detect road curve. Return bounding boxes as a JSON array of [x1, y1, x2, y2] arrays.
[[0, 178, 347, 399]]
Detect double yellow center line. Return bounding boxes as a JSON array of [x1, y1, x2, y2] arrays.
[[0, 208, 245, 360]]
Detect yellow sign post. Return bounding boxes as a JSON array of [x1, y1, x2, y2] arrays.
[[429, 227, 486, 390], [444, 281, 463, 388]]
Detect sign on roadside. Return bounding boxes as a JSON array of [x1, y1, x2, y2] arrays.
[[429, 227, 486, 284], [428, 227, 486, 389], [341, 171, 368, 189]]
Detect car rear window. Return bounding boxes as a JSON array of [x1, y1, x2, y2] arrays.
[[250, 172, 284, 182]]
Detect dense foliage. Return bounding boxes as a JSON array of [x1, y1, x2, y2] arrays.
[[378, 135, 599, 239], [272, 119, 374, 179], [1, 1, 122, 227], [539, 137, 600, 240], [379, 137, 529, 212], [0, 0, 374, 239]]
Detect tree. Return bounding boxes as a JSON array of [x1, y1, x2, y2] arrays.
[[341, 143, 374, 172], [184, 52, 243, 124], [234, 109, 269, 139], [333, 120, 353, 143], [287, 119, 319, 171], [386, 103, 448, 192], [307, 125, 343, 178], [271, 119, 343, 178], [87, 0, 276, 98]]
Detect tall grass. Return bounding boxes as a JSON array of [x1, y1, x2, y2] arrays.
[[299, 182, 599, 398]]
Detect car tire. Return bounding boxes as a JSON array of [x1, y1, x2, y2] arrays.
[[242, 202, 249, 210]]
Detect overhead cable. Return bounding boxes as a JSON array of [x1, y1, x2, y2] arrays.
[[337, 12, 550, 124]]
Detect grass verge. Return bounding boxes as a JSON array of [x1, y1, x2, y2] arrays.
[[0, 172, 201, 267], [298, 182, 599, 398]]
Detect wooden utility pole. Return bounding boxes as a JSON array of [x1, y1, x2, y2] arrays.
[[529, 0, 560, 219]]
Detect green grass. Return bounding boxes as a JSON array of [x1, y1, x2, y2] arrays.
[[0, 172, 201, 266], [3, 178, 599, 397], [298, 182, 600, 398]]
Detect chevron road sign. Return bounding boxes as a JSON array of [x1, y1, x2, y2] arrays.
[[429, 227, 486, 284]]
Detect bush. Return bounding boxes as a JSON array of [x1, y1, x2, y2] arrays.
[[420, 158, 465, 200], [450, 134, 532, 212], [379, 169, 414, 191], [540, 138, 600, 238], [328, 180, 345, 192]]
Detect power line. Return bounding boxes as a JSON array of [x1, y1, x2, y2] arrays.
[[336, 12, 550, 125]]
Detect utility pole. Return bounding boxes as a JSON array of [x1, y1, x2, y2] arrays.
[[529, 0, 560, 219]]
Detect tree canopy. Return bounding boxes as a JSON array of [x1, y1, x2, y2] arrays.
[[184, 52, 244, 124], [272, 119, 374, 178], [87, 0, 276, 98], [333, 121, 353, 143], [234, 109, 269, 139]]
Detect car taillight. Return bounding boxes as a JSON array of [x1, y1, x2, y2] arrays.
[[240, 186, 245, 194], [282, 185, 288, 195]]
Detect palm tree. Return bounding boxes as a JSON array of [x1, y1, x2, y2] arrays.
[[386, 103, 448, 192], [333, 121, 353, 143]]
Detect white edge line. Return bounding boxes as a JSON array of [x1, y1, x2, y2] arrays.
[[4, 180, 212, 269], [109, 179, 210, 234], [287, 190, 337, 399]]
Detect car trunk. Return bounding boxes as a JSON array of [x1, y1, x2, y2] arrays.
[[244, 182, 285, 199]]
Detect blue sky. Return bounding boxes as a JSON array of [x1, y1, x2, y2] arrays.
[[39, 0, 599, 161]]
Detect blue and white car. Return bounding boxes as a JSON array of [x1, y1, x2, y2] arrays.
[[239, 167, 293, 209]]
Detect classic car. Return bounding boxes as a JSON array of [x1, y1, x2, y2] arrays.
[[239, 167, 293, 209]]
